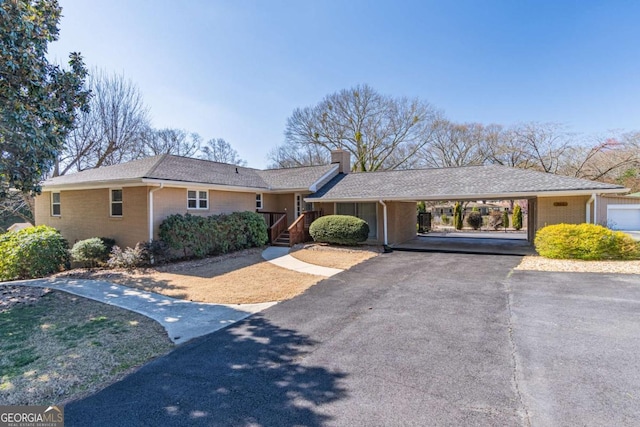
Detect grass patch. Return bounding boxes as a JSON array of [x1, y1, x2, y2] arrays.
[[0, 291, 173, 405]]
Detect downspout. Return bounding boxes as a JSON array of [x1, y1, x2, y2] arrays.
[[593, 193, 598, 225], [379, 200, 390, 251], [149, 184, 164, 242]]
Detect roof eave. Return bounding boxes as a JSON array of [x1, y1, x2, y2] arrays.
[[309, 165, 340, 192], [306, 187, 628, 203]]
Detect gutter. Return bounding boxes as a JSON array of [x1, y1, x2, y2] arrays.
[[148, 184, 164, 241]]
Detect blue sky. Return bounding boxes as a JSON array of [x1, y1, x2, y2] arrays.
[[48, 0, 640, 168]]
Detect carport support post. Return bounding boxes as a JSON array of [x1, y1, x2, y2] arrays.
[[379, 200, 388, 246]]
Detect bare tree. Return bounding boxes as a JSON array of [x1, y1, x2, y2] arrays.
[[272, 84, 440, 171], [142, 128, 201, 157], [419, 120, 490, 168], [267, 143, 329, 169], [0, 191, 34, 225], [561, 132, 640, 181], [200, 138, 247, 166], [56, 69, 150, 175], [509, 122, 572, 174]]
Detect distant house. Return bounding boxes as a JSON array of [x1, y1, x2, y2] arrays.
[[7, 223, 33, 233], [35, 150, 628, 248]]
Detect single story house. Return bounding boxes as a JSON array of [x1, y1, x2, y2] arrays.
[[35, 150, 629, 248]]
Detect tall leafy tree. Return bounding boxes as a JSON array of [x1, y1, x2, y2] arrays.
[[0, 0, 89, 196], [271, 84, 440, 171]]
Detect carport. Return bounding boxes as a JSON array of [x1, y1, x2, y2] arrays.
[[307, 164, 627, 248]]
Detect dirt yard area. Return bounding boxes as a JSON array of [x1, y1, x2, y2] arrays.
[[55, 246, 380, 304], [290, 243, 380, 269]]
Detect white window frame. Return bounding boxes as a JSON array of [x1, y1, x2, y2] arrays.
[[51, 192, 61, 217], [256, 193, 263, 210], [187, 189, 209, 210], [295, 194, 302, 218], [110, 189, 123, 217]]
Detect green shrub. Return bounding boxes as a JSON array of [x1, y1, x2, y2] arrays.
[[70, 237, 109, 267], [513, 204, 523, 231], [0, 225, 69, 280], [440, 214, 450, 225], [466, 211, 483, 230], [502, 210, 510, 229], [454, 202, 463, 230], [99, 237, 117, 254], [309, 215, 369, 245], [137, 240, 170, 265], [535, 223, 640, 260], [158, 211, 268, 259]]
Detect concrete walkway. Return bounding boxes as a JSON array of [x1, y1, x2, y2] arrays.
[[261, 246, 343, 277], [1, 278, 275, 345], [1, 247, 339, 345]]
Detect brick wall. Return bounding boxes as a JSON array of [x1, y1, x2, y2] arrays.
[[152, 187, 255, 239], [35, 187, 149, 249]]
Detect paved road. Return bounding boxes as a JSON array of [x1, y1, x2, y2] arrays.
[[65, 252, 640, 426]]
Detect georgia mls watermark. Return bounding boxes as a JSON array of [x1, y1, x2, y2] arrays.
[[0, 405, 64, 427]]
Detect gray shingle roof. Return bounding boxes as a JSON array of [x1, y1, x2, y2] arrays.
[[307, 165, 626, 201], [257, 164, 337, 190], [42, 155, 337, 191]]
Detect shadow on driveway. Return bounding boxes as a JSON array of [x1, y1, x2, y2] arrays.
[[65, 315, 348, 426]]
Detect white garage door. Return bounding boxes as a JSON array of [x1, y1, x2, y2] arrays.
[[607, 205, 640, 230]]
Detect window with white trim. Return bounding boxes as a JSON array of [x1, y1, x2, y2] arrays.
[[110, 189, 123, 217], [51, 192, 61, 216], [256, 193, 263, 210], [336, 202, 377, 238], [188, 190, 208, 209]]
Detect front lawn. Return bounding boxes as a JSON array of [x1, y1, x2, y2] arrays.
[[0, 289, 173, 405]]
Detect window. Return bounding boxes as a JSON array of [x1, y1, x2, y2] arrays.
[[336, 202, 377, 238], [51, 192, 61, 216], [256, 193, 263, 210], [295, 194, 302, 217], [111, 189, 123, 217], [188, 190, 208, 209]]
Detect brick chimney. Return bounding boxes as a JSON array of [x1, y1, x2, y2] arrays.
[[331, 149, 351, 174]]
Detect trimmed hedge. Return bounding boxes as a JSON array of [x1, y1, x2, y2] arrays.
[[535, 223, 640, 260], [71, 237, 109, 267], [159, 211, 268, 258], [309, 215, 369, 245], [0, 225, 69, 280]]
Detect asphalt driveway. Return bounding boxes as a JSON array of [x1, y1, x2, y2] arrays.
[[65, 252, 640, 426]]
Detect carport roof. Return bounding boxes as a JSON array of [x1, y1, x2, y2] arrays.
[[306, 164, 626, 202]]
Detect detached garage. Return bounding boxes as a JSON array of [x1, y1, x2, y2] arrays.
[[607, 205, 640, 230], [594, 195, 640, 231]]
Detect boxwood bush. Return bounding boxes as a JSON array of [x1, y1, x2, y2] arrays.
[[159, 211, 268, 258], [535, 223, 640, 260], [71, 237, 109, 267], [309, 215, 369, 245], [0, 225, 69, 280]]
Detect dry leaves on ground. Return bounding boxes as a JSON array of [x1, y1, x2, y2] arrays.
[[290, 244, 380, 269], [516, 256, 640, 274], [55, 245, 380, 304]]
